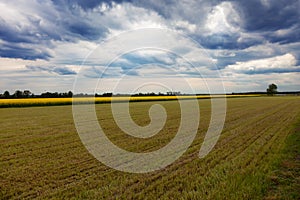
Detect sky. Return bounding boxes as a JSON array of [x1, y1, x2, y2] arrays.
[[0, 0, 299, 94]]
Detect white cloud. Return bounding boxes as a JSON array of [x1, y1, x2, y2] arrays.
[[205, 2, 242, 35], [0, 57, 48, 71], [0, 57, 78, 93], [52, 40, 98, 64], [77, 28, 213, 67], [260, 0, 271, 8], [240, 42, 280, 57], [0, 2, 29, 24], [272, 25, 298, 37], [225, 53, 299, 74], [172, 20, 197, 34], [96, 2, 167, 35]]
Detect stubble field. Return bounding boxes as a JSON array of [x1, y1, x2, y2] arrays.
[[0, 97, 299, 199]]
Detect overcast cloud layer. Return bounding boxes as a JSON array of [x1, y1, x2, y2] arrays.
[[0, 0, 299, 93]]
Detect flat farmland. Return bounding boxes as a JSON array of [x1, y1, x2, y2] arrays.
[[0, 97, 299, 199]]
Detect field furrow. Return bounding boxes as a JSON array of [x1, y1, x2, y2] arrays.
[[0, 97, 299, 199]]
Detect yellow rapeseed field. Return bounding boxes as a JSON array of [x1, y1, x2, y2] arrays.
[[0, 95, 260, 107]]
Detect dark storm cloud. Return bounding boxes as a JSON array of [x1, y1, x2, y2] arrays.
[[26, 65, 77, 75], [267, 26, 300, 44], [0, 42, 52, 60], [196, 34, 261, 50], [120, 53, 176, 67], [66, 20, 107, 41], [0, 0, 299, 65], [232, 0, 300, 45], [131, 0, 220, 23], [53, 67, 77, 75], [65, 0, 131, 9], [0, 0, 109, 60], [0, 17, 55, 59], [133, 0, 300, 49], [233, 0, 300, 31], [0, 19, 38, 44]]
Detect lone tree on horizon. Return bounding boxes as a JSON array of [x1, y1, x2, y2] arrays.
[[267, 83, 278, 96]]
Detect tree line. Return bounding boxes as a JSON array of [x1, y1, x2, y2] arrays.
[[0, 90, 74, 99], [1, 84, 299, 99], [0, 90, 183, 99]]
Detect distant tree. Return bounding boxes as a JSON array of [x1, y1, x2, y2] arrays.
[[14, 90, 23, 98], [3, 91, 10, 98], [267, 83, 278, 96], [41, 92, 57, 98], [102, 92, 113, 97], [23, 90, 32, 97], [67, 91, 73, 97]]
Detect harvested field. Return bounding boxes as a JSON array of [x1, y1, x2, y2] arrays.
[[0, 97, 299, 199]]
